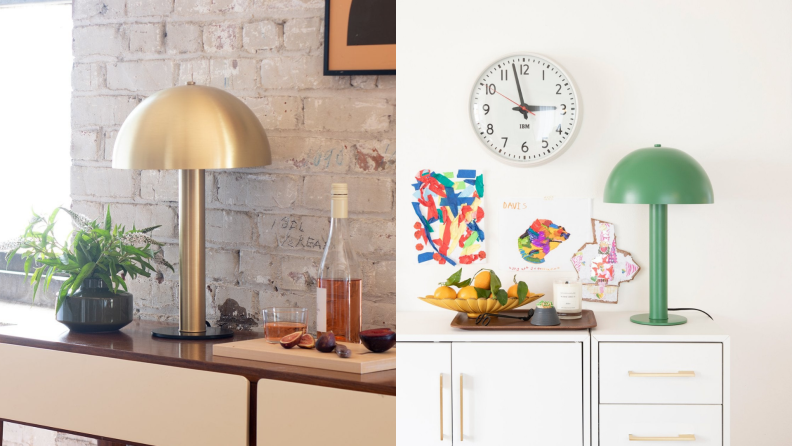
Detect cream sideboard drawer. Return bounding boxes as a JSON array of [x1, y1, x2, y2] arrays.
[[600, 404, 722, 445], [258, 379, 395, 446], [600, 342, 722, 404], [0, 343, 249, 446]]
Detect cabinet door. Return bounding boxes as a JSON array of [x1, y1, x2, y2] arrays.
[[453, 342, 583, 446], [396, 342, 452, 445]]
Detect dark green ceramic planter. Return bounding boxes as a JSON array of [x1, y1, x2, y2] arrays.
[[56, 278, 133, 333]]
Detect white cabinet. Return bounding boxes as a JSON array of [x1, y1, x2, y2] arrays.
[[396, 342, 452, 445], [397, 311, 729, 446], [396, 336, 585, 446], [591, 312, 730, 446], [453, 342, 583, 445]]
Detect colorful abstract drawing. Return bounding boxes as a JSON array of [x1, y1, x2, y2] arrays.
[[500, 198, 591, 272], [517, 219, 570, 264], [411, 169, 485, 266], [570, 219, 640, 304]]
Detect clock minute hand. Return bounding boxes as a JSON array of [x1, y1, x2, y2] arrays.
[[512, 63, 525, 105], [511, 64, 530, 120]]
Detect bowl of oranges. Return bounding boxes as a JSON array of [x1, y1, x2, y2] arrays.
[[418, 269, 543, 317]]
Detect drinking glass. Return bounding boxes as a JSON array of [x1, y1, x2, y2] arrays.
[[263, 308, 307, 343]]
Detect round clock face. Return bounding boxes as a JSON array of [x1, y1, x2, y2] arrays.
[[470, 54, 580, 165]]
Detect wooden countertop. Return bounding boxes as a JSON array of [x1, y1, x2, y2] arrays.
[[0, 319, 395, 396]]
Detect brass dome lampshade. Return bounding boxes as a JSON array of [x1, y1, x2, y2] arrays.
[[113, 83, 271, 339]]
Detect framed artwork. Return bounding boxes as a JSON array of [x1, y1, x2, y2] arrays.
[[498, 198, 592, 272], [324, 0, 396, 75]]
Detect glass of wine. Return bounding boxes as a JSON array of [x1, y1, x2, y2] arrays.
[[262, 307, 307, 343]]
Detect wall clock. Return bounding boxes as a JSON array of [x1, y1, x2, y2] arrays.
[[470, 54, 581, 165]]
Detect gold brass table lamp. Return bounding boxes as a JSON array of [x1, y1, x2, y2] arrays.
[[113, 83, 271, 339]]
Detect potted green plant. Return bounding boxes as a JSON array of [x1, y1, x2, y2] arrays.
[[0, 207, 173, 332]]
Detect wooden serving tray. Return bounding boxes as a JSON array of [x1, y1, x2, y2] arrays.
[[212, 338, 395, 374], [451, 309, 597, 330]]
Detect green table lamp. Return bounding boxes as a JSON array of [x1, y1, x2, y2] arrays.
[[604, 145, 713, 326]]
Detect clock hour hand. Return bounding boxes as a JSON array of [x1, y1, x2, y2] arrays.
[[522, 105, 557, 112]]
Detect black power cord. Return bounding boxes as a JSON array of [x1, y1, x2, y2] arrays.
[[668, 308, 713, 320]]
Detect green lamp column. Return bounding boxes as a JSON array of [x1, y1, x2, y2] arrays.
[[604, 145, 713, 326]]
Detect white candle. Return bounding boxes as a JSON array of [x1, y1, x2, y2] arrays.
[[553, 279, 582, 320]]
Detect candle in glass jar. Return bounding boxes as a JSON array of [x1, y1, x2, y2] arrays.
[[553, 279, 582, 320]]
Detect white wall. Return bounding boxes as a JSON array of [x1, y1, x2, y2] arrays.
[[396, 0, 792, 444]]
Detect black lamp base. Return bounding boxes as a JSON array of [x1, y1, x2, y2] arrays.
[[151, 326, 234, 340]]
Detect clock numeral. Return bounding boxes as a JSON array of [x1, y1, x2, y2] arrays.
[[483, 104, 490, 115], [501, 137, 508, 147], [521, 64, 529, 75], [542, 70, 545, 80], [555, 84, 562, 94], [542, 139, 549, 149], [484, 84, 496, 95], [487, 124, 494, 135], [500, 70, 508, 81], [521, 142, 529, 153], [560, 104, 567, 115], [556, 124, 562, 135]]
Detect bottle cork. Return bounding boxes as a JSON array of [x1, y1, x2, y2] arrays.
[[331, 183, 348, 218]]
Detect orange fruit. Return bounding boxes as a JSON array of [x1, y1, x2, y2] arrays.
[[434, 286, 457, 299], [473, 271, 491, 289], [507, 284, 519, 298], [457, 286, 478, 299]]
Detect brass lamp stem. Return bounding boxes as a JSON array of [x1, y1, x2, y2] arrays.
[[179, 169, 206, 333]]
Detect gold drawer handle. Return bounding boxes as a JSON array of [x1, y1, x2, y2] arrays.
[[628, 371, 695, 377], [459, 373, 464, 441], [439, 374, 443, 441], [629, 434, 696, 441]]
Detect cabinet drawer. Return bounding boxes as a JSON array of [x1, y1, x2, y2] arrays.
[[600, 404, 722, 445], [258, 379, 395, 446], [0, 344, 249, 446], [600, 342, 722, 404]]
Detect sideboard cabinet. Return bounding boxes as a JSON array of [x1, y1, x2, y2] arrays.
[[397, 311, 729, 446], [592, 311, 730, 445], [396, 312, 591, 446]]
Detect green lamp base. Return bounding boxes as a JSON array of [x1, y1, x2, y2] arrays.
[[630, 313, 687, 326]]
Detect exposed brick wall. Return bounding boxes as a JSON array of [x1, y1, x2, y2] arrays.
[[69, 0, 396, 331]]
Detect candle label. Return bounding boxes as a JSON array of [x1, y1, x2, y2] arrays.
[[556, 290, 580, 311]]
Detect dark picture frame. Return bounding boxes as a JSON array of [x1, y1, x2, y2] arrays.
[[323, 0, 396, 76]]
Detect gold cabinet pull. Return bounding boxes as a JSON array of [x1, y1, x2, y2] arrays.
[[439, 374, 443, 441], [629, 434, 696, 441], [459, 374, 463, 441], [628, 371, 695, 377]]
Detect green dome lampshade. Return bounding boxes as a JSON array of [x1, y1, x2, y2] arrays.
[[604, 145, 714, 326], [604, 145, 714, 204]]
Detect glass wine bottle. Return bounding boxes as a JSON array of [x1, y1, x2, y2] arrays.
[[317, 183, 362, 343]]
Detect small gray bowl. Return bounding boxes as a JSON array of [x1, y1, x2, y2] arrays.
[[531, 307, 561, 326]]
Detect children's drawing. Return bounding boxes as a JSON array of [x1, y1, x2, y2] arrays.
[[411, 169, 485, 266], [500, 198, 591, 272], [518, 219, 570, 263], [570, 219, 640, 304]]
